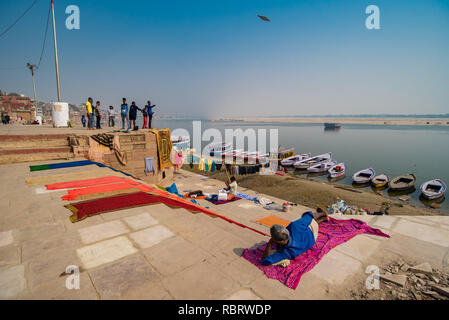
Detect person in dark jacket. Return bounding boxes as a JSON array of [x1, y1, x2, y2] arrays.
[[94, 101, 102, 129], [129, 101, 141, 130]]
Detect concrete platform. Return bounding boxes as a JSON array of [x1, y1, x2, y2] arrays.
[[0, 160, 448, 300]]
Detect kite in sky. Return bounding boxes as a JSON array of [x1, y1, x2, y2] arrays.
[[257, 15, 271, 22]]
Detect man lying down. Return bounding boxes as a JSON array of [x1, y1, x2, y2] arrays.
[[262, 208, 329, 267]]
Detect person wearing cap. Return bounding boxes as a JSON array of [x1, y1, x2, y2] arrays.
[[261, 208, 328, 266]]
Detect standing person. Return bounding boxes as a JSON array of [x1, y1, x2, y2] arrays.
[[81, 115, 86, 127], [145, 100, 157, 129], [141, 104, 148, 129], [95, 101, 102, 129], [85, 97, 94, 130], [108, 106, 116, 127], [120, 98, 129, 130], [129, 101, 141, 131]]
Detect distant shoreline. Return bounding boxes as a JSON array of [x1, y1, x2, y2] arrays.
[[215, 117, 449, 127]]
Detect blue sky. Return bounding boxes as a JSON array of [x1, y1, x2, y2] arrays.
[[0, 0, 448, 117]]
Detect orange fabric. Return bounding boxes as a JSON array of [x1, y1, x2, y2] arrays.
[[256, 215, 291, 228], [46, 176, 126, 190], [61, 181, 143, 200]]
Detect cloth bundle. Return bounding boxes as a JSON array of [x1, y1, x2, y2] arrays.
[[144, 157, 155, 175]]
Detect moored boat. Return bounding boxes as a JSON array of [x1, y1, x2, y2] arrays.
[[281, 153, 311, 166], [352, 168, 376, 184], [328, 162, 346, 179], [420, 179, 447, 200], [207, 142, 232, 157], [324, 123, 341, 129], [171, 135, 190, 150], [308, 160, 337, 173], [294, 152, 333, 169], [269, 147, 295, 164], [372, 174, 390, 188], [389, 174, 417, 191]]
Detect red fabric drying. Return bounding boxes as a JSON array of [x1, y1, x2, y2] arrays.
[[46, 176, 126, 190]]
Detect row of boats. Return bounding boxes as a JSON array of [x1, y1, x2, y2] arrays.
[[281, 152, 447, 200], [170, 136, 447, 201]]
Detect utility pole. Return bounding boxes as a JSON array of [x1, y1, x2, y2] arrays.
[[51, 0, 61, 102]]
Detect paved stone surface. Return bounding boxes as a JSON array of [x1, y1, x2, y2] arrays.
[[372, 215, 397, 230], [19, 273, 98, 300], [129, 225, 175, 249], [2, 161, 449, 300], [77, 236, 138, 269], [225, 289, 262, 300], [0, 265, 26, 299], [392, 219, 449, 247], [123, 212, 159, 230], [0, 245, 20, 266], [334, 235, 381, 262], [89, 255, 159, 299], [142, 236, 210, 276], [308, 250, 362, 286], [0, 230, 13, 247], [162, 258, 241, 299], [78, 220, 129, 244]]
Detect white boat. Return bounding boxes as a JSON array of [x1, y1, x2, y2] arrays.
[[420, 179, 446, 200], [294, 152, 333, 169], [281, 153, 311, 166], [171, 135, 190, 150], [308, 160, 337, 173], [245, 151, 270, 164], [352, 168, 376, 184], [328, 162, 346, 179]]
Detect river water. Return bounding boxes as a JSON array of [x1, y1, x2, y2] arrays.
[[151, 119, 449, 213]]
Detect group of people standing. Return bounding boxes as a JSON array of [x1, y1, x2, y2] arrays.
[[83, 97, 156, 131]]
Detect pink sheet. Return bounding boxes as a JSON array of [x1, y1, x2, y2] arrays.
[[242, 217, 390, 289]]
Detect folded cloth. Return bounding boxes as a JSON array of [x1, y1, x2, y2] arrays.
[[256, 215, 291, 228], [206, 195, 241, 205], [237, 192, 259, 202], [144, 157, 155, 175], [91, 133, 114, 149], [242, 217, 390, 289]]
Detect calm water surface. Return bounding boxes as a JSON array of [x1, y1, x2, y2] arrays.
[[152, 119, 449, 213]]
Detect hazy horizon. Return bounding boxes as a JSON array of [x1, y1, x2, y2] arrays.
[[1, 0, 448, 117]]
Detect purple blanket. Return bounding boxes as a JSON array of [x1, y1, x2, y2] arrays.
[[242, 217, 390, 289]]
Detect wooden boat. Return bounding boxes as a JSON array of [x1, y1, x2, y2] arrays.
[[294, 152, 333, 169], [246, 152, 270, 164], [420, 179, 447, 200], [308, 160, 337, 173], [389, 174, 417, 191], [324, 123, 341, 129], [207, 142, 232, 157], [221, 149, 244, 161], [371, 174, 390, 188], [281, 153, 311, 166], [328, 162, 346, 179], [269, 147, 295, 164], [171, 135, 190, 150], [352, 168, 376, 184]]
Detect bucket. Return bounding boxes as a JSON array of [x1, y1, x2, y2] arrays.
[[282, 202, 291, 212], [51, 102, 70, 127]]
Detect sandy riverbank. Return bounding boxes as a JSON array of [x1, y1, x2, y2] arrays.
[[182, 165, 444, 216], [217, 117, 449, 127]]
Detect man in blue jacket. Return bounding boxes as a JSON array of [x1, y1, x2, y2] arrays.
[[120, 97, 129, 130], [262, 208, 328, 266]]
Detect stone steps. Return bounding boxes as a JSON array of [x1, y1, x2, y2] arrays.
[[0, 134, 74, 165], [0, 152, 75, 165]]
